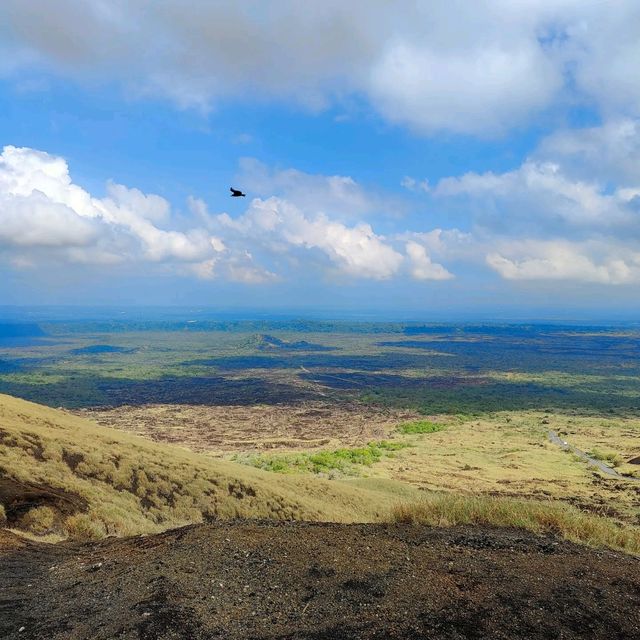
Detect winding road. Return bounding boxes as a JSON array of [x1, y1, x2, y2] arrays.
[[548, 430, 637, 480]]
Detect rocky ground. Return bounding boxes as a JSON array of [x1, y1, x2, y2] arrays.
[[73, 401, 420, 452], [1, 522, 639, 639]]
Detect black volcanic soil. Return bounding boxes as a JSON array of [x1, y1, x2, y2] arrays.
[[1, 522, 639, 640]]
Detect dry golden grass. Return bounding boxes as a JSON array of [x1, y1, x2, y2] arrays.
[[0, 394, 417, 540], [90, 402, 640, 523], [393, 493, 640, 555], [2, 393, 638, 555], [370, 412, 640, 524], [75, 401, 640, 527], [549, 414, 640, 478]]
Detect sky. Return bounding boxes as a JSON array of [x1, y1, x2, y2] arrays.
[[1, 0, 640, 319]]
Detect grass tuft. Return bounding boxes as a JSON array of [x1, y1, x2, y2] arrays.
[[19, 506, 56, 534], [588, 448, 624, 468], [64, 513, 107, 540]]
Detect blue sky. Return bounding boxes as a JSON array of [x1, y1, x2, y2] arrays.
[[1, 1, 640, 318]]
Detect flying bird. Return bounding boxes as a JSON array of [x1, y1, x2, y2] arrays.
[[230, 187, 246, 197]]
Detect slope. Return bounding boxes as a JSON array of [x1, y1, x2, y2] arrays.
[[0, 394, 415, 540]]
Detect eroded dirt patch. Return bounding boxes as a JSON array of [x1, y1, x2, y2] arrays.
[[0, 477, 88, 532], [73, 402, 421, 452]]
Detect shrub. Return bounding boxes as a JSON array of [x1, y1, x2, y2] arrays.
[[398, 420, 446, 435], [19, 506, 56, 534], [64, 513, 107, 541], [236, 441, 408, 475]]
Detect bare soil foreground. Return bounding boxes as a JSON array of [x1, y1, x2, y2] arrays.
[[1, 522, 639, 640]]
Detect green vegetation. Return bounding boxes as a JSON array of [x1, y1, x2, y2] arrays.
[[397, 419, 446, 434], [394, 494, 640, 555], [234, 441, 408, 476], [2, 321, 640, 414]]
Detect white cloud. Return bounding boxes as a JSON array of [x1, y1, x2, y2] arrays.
[[285, 214, 401, 280], [216, 196, 404, 280], [226, 255, 278, 284], [105, 182, 170, 224], [428, 117, 640, 284], [0, 190, 100, 248], [401, 176, 430, 193], [487, 240, 640, 284], [2, 1, 640, 135], [403, 229, 474, 261], [435, 159, 637, 235], [369, 39, 560, 135], [535, 119, 640, 187], [566, 5, 640, 119], [2, 146, 452, 284], [405, 241, 453, 281], [0, 145, 233, 275], [188, 258, 217, 280]]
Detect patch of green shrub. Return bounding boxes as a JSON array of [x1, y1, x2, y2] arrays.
[[398, 420, 446, 435], [235, 441, 408, 476]]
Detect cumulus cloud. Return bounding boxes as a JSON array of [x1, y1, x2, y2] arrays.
[[487, 240, 640, 284], [403, 229, 474, 262], [427, 117, 640, 284], [1, 1, 639, 135], [434, 119, 640, 243], [435, 160, 637, 236], [406, 241, 453, 281], [0, 190, 100, 248], [1, 146, 451, 283], [0, 145, 230, 275], [0, 147, 105, 250], [215, 196, 404, 280], [535, 119, 640, 187], [226, 256, 278, 284]]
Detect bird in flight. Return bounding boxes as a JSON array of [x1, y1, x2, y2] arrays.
[[230, 187, 246, 197]]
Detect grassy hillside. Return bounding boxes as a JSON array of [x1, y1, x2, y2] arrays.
[[0, 394, 416, 540], [1, 393, 638, 555]]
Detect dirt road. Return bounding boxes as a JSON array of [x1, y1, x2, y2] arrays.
[[1, 522, 639, 639], [548, 430, 638, 480]]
